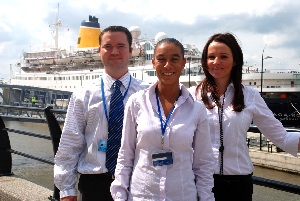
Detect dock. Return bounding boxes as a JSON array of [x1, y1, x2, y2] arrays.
[[0, 84, 71, 122], [0, 83, 72, 110], [0, 86, 300, 200]]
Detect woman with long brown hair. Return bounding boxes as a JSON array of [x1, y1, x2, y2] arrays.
[[194, 32, 300, 201]]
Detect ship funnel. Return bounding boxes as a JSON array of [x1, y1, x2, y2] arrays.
[[77, 15, 101, 49]]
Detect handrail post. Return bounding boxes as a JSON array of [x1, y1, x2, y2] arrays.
[[0, 115, 13, 176], [44, 106, 62, 200]]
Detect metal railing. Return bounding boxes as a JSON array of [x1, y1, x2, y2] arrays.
[[0, 105, 300, 200], [0, 106, 65, 200], [0, 104, 66, 123], [247, 125, 300, 151]]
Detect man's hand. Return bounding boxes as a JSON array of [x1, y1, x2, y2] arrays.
[[60, 196, 77, 201]]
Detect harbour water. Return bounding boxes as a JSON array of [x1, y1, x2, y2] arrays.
[[4, 120, 300, 200]]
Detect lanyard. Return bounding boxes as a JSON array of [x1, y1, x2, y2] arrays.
[[101, 76, 131, 125], [218, 90, 226, 175], [155, 87, 178, 149]]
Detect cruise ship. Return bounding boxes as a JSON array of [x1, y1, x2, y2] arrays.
[[9, 15, 300, 127]]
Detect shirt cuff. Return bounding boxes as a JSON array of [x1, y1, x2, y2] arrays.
[[60, 188, 77, 198], [283, 132, 300, 157]]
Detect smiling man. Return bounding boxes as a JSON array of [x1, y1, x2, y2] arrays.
[[54, 26, 149, 201]]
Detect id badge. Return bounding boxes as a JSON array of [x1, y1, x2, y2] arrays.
[[98, 139, 107, 152], [152, 152, 173, 167]]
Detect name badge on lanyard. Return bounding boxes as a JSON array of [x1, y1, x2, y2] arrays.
[[151, 87, 180, 167], [98, 139, 107, 152], [152, 151, 173, 167]]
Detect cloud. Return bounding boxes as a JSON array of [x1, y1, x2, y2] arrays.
[[1, 0, 300, 80]]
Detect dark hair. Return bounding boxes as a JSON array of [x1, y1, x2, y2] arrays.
[[198, 32, 244, 112], [154, 38, 185, 58], [99, 26, 132, 48]]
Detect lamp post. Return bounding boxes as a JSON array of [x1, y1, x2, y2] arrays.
[[259, 45, 272, 151], [260, 44, 272, 94], [188, 56, 191, 87]]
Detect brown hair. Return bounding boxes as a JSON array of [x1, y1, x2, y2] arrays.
[[197, 32, 244, 112], [99, 26, 132, 50]]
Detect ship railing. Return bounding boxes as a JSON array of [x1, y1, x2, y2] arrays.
[[1, 106, 300, 200]]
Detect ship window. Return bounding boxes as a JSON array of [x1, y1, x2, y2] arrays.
[[254, 82, 256, 85], [147, 71, 156, 76], [249, 82, 251, 85], [146, 54, 153, 60]]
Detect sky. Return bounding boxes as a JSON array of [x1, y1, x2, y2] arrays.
[[1, 0, 300, 80]]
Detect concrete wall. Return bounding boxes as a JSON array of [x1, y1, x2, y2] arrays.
[[250, 149, 300, 174], [0, 176, 53, 201]]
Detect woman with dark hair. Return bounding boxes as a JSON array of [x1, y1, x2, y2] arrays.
[[111, 38, 215, 201], [193, 32, 300, 201]]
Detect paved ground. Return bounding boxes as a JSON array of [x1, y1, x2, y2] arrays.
[[248, 132, 300, 200]]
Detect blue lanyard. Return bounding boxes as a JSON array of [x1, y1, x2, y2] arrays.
[[101, 76, 131, 125], [155, 87, 176, 136]]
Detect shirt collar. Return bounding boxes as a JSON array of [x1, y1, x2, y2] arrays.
[[149, 82, 194, 105], [102, 71, 131, 91]]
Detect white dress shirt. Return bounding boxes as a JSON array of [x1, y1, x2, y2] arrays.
[[194, 83, 300, 175], [111, 83, 215, 201], [54, 72, 149, 198]]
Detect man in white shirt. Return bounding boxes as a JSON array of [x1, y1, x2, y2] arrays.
[[54, 26, 149, 201]]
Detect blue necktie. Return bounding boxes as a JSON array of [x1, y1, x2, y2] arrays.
[[106, 80, 124, 175]]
